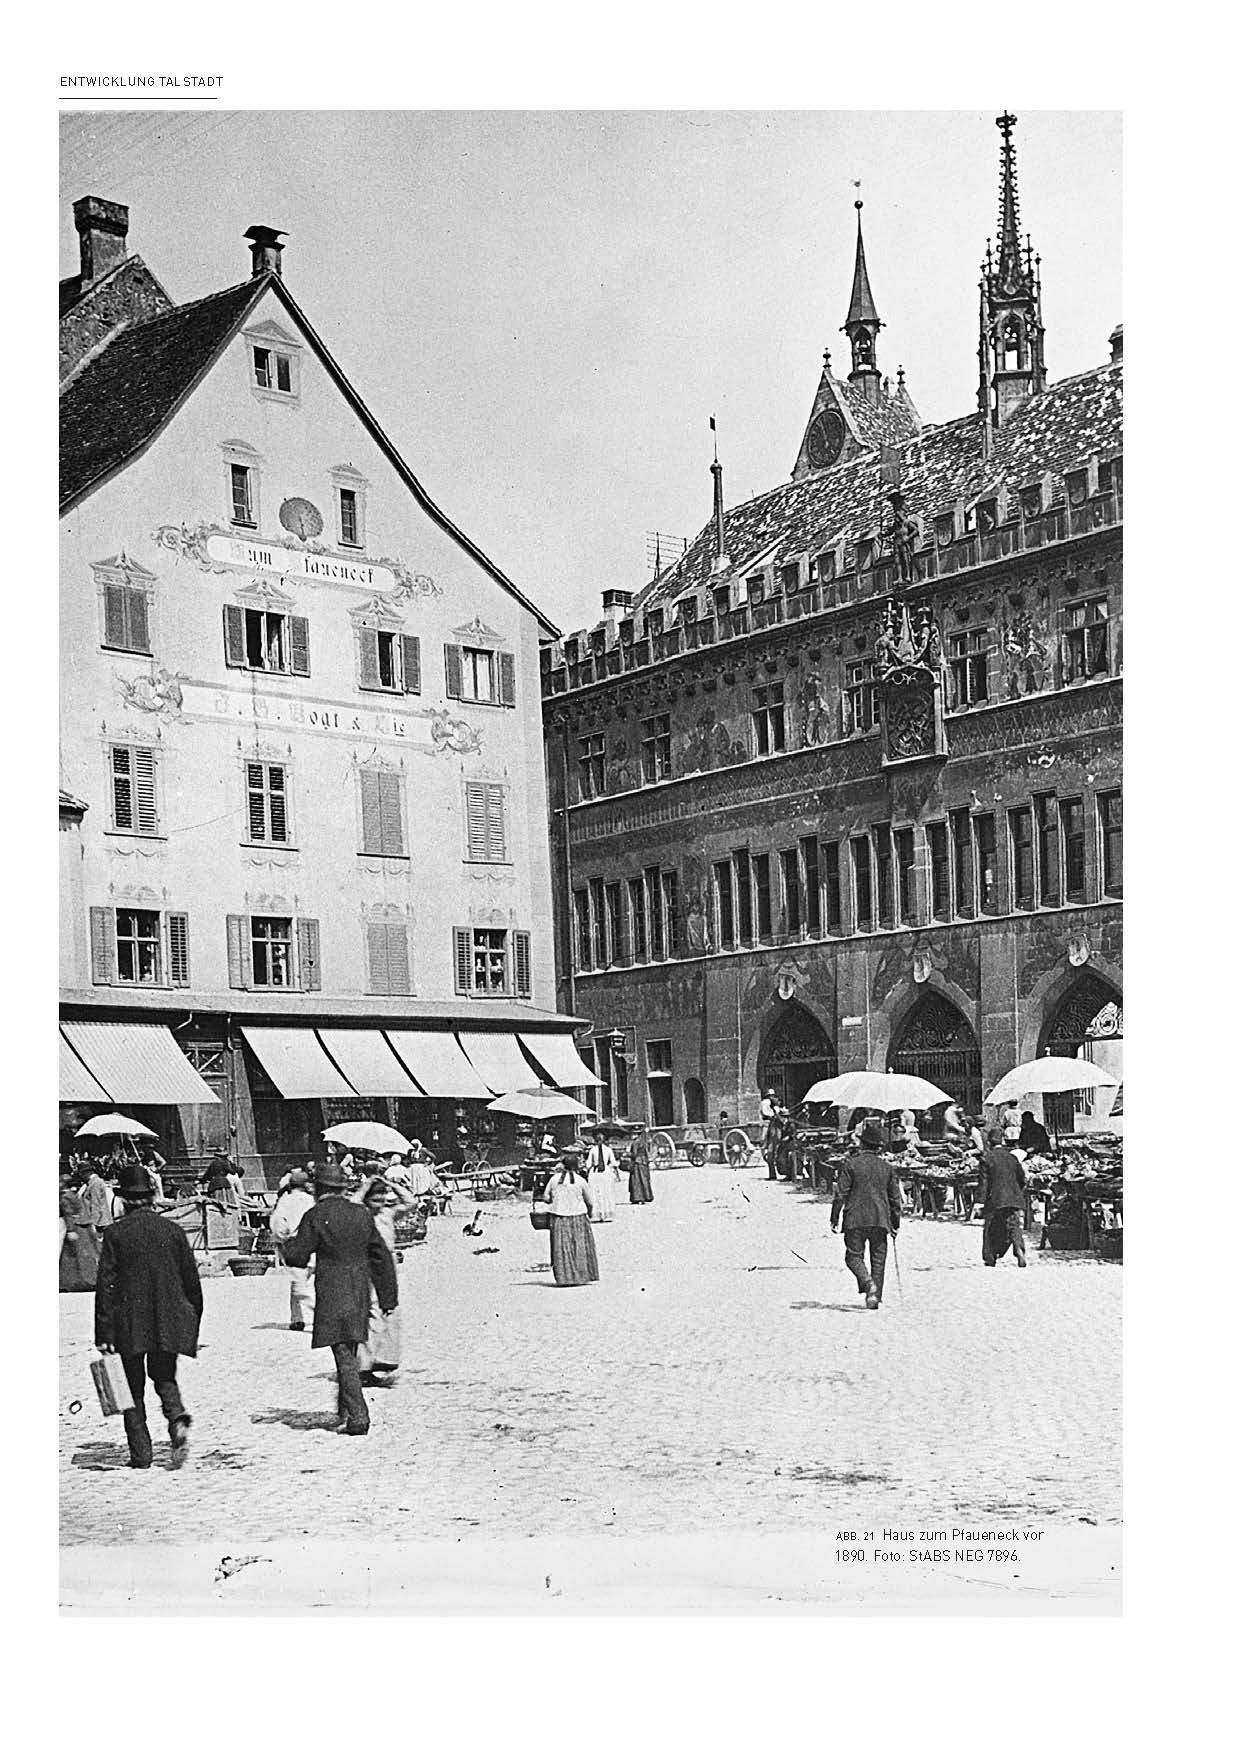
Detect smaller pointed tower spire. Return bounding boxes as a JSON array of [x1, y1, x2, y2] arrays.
[[842, 199, 884, 406], [979, 111, 1047, 430]]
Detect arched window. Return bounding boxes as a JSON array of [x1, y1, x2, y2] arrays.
[[890, 992, 981, 1116], [1001, 315, 1026, 371], [757, 1003, 837, 1110], [683, 1077, 706, 1125], [1039, 974, 1123, 1135]]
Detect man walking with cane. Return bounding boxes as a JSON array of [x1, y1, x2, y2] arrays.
[[831, 1118, 903, 1309], [283, 1158, 398, 1436]]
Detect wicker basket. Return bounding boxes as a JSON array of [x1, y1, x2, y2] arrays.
[[227, 1256, 270, 1276]]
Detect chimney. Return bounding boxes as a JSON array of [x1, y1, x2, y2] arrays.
[[73, 196, 129, 285], [601, 588, 634, 632], [244, 225, 287, 278], [1108, 323, 1123, 364]]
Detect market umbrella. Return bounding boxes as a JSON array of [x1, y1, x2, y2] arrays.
[[986, 1056, 1119, 1107], [321, 1121, 411, 1155], [802, 1070, 955, 1112], [486, 1085, 597, 1121], [74, 1113, 157, 1139]]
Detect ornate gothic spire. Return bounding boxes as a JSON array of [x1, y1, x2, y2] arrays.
[[995, 110, 1025, 287], [979, 111, 1047, 429], [843, 199, 883, 404]]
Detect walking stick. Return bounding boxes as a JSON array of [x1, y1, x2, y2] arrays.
[[890, 1231, 904, 1302]]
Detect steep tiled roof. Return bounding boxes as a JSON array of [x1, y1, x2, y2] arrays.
[[836, 378, 919, 449], [635, 362, 1121, 615], [60, 279, 262, 510]]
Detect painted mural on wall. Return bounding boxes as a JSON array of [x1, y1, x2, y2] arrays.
[[1000, 605, 1055, 698], [116, 667, 187, 723], [680, 709, 748, 776]]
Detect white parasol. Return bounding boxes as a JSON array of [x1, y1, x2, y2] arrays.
[[322, 1121, 412, 1155], [985, 1056, 1119, 1107], [801, 1070, 955, 1111], [486, 1085, 597, 1121], [74, 1113, 157, 1139]]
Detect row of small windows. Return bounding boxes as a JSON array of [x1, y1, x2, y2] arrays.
[[571, 790, 1121, 971], [107, 742, 510, 865], [102, 581, 516, 708], [88, 906, 531, 1000], [575, 593, 1113, 797]]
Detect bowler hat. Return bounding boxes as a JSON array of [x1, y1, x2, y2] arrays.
[[315, 1161, 348, 1192], [114, 1161, 155, 1199], [859, 1119, 885, 1149]]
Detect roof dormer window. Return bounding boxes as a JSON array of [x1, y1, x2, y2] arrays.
[[253, 346, 292, 393]]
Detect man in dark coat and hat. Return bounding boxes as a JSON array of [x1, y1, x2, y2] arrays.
[[283, 1160, 398, 1436], [830, 1118, 903, 1309], [94, 1161, 203, 1469], [978, 1127, 1029, 1267]]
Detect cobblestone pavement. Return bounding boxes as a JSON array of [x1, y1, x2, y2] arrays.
[[60, 1166, 1120, 1549]]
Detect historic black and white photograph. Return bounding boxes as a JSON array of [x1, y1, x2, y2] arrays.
[[57, 106, 1122, 1614]]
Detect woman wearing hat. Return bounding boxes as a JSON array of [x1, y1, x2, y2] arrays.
[[542, 1145, 599, 1287]]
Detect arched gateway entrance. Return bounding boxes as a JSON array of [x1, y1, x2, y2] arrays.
[[1039, 973, 1123, 1135], [890, 992, 982, 1115], [757, 1003, 837, 1109]]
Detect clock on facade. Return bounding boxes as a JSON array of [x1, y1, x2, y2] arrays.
[[806, 408, 846, 469]]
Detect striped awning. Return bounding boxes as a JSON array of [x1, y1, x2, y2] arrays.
[[241, 1027, 357, 1099], [456, 1031, 536, 1095], [317, 1030, 423, 1097], [59, 1032, 110, 1103], [61, 1022, 218, 1105], [519, 1032, 604, 1089], [385, 1031, 492, 1099]]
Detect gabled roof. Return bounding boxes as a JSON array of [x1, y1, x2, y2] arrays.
[[634, 360, 1122, 615], [59, 271, 560, 638]]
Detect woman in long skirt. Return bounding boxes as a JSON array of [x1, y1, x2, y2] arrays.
[[627, 1130, 654, 1205], [544, 1148, 599, 1287], [585, 1135, 619, 1222]]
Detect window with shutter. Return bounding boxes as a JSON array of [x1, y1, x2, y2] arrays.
[[513, 930, 531, 998], [112, 745, 133, 830], [132, 747, 157, 833], [288, 616, 310, 676], [486, 786, 507, 861], [110, 745, 158, 833], [245, 763, 289, 843], [167, 912, 190, 986], [366, 921, 392, 994], [297, 918, 321, 990], [102, 583, 151, 653], [223, 603, 247, 668], [226, 914, 251, 989], [246, 763, 268, 840], [359, 769, 382, 853], [453, 927, 472, 994], [386, 923, 411, 995], [358, 627, 382, 690], [89, 906, 115, 984], [268, 767, 288, 842], [445, 644, 463, 699], [498, 651, 516, 707], [401, 634, 421, 695], [360, 768, 406, 856]]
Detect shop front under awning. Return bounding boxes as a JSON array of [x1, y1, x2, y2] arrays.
[[456, 1031, 537, 1095], [519, 1032, 604, 1089], [316, 1030, 423, 1097], [61, 1022, 219, 1105], [385, 1031, 492, 1099], [59, 1032, 110, 1103], [241, 1026, 357, 1099]]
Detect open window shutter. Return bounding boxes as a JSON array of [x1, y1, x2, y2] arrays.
[[444, 643, 463, 699], [103, 584, 127, 648], [129, 589, 150, 653], [246, 764, 267, 840], [453, 927, 472, 994], [89, 906, 115, 985], [487, 785, 507, 862], [226, 914, 251, 989], [465, 782, 486, 860], [267, 767, 288, 842], [288, 616, 310, 676], [498, 651, 516, 707], [358, 627, 381, 690], [378, 771, 404, 856], [359, 769, 381, 854], [167, 912, 190, 986], [386, 924, 411, 995], [133, 747, 158, 833], [401, 635, 421, 695], [223, 603, 247, 668], [297, 918, 321, 991], [513, 929, 532, 998], [366, 921, 390, 994], [111, 745, 133, 830]]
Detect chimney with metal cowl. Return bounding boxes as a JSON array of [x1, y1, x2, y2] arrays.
[[601, 589, 634, 631], [245, 225, 287, 278], [73, 196, 129, 285]]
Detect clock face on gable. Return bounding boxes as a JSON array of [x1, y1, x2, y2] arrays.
[[806, 408, 846, 470]]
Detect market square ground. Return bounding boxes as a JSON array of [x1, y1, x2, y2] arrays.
[[60, 1164, 1120, 1609]]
